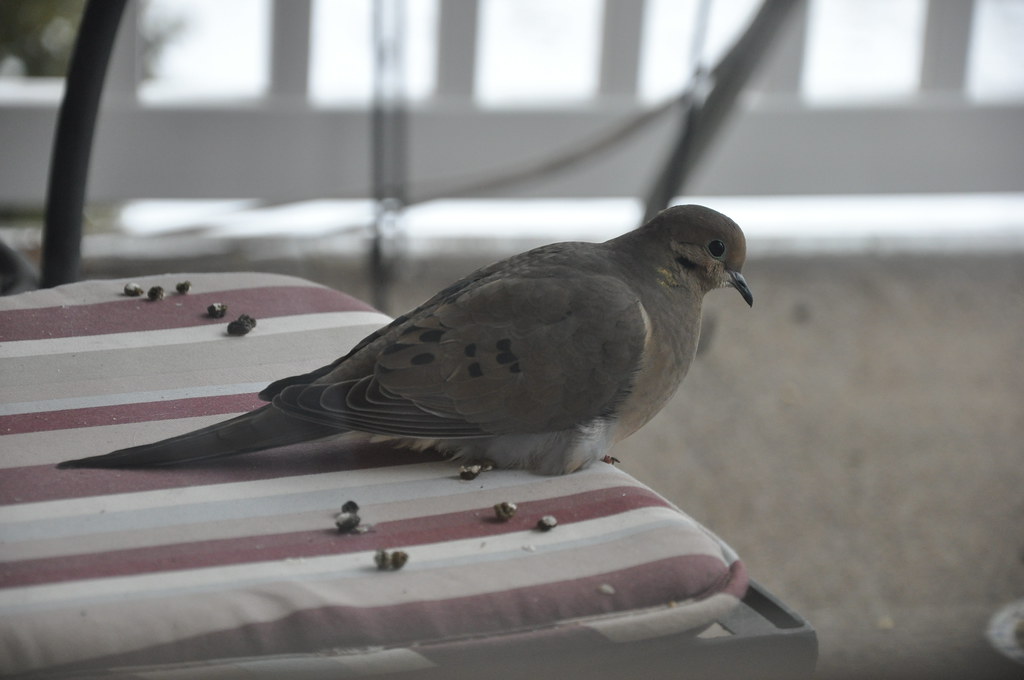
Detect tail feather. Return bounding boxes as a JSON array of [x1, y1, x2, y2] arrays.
[[56, 405, 343, 469]]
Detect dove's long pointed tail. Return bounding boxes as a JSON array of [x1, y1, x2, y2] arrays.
[[57, 406, 343, 469]]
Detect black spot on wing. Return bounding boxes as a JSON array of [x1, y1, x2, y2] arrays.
[[493, 338, 518, 365]]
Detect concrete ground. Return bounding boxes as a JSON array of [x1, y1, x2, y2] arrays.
[[81, 245, 1024, 679]]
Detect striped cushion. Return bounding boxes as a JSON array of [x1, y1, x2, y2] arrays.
[[0, 273, 746, 677]]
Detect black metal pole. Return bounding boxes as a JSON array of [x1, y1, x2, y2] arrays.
[[41, 0, 127, 288]]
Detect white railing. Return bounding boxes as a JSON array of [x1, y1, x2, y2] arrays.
[[0, 0, 1021, 206]]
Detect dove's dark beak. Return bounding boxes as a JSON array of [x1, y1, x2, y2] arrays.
[[728, 270, 753, 307]]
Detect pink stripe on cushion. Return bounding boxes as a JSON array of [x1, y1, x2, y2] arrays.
[[0, 487, 670, 587], [0, 394, 264, 436], [0, 442, 443, 505], [0, 286, 377, 342]]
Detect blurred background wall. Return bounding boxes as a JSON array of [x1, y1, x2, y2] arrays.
[[1, 0, 1022, 274]]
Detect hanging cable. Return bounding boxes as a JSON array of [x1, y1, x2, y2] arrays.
[[370, 0, 408, 312]]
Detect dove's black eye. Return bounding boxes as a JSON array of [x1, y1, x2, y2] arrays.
[[707, 240, 726, 258]]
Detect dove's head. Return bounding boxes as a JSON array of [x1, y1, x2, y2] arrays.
[[640, 204, 753, 307]]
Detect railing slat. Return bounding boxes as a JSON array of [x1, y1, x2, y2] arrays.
[[920, 0, 974, 95], [750, 0, 807, 96], [599, 0, 645, 97], [270, 0, 312, 99], [103, 0, 140, 101], [436, 0, 479, 98]]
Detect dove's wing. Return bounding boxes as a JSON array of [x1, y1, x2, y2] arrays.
[[272, 270, 648, 439]]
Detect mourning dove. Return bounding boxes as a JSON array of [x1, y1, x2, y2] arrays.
[[59, 204, 752, 475]]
